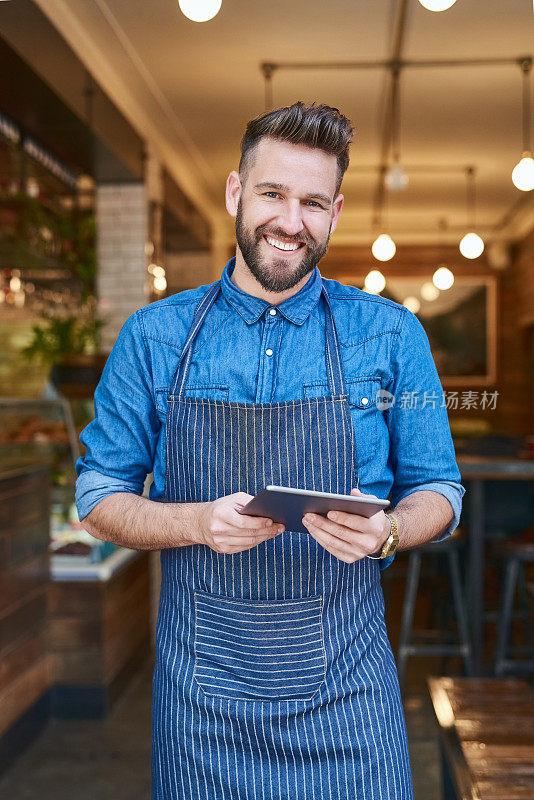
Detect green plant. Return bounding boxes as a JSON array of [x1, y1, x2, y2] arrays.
[[56, 213, 97, 301], [0, 194, 96, 300], [22, 300, 105, 365]]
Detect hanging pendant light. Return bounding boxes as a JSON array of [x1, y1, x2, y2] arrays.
[[372, 233, 396, 262], [403, 296, 421, 313], [432, 220, 455, 289], [433, 265, 455, 290], [364, 269, 386, 293], [371, 168, 396, 263], [512, 58, 534, 192], [459, 232, 484, 259], [512, 155, 534, 191], [418, 0, 457, 11], [178, 0, 222, 22], [421, 281, 440, 301], [385, 67, 409, 192], [459, 167, 484, 259], [385, 163, 409, 191]]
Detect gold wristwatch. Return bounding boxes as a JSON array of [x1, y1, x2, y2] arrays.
[[368, 512, 399, 560]]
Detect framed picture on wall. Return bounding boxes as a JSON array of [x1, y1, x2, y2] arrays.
[[338, 274, 497, 386]]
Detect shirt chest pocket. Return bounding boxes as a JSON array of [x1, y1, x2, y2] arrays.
[[302, 377, 381, 469], [155, 384, 230, 422]]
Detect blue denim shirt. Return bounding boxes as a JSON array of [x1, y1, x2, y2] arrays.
[[76, 257, 464, 556]]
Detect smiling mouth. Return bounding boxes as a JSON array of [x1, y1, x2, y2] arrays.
[[264, 235, 305, 253]]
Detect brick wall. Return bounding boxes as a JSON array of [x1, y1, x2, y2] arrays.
[[513, 226, 534, 329], [501, 227, 534, 435], [322, 237, 534, 437]]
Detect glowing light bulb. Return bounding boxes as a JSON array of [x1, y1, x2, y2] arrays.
[[433, 266, 455, 290], [26, 178, 39, 198], [371, 233, 396, 262], [403, 296, 421, 314], [418, 0, 457, 10], [385, 163, 409, 191], [511, 152, 534, 192], [154, 276, 167, 292], [14, 291, 25, 308], [178, 0, 222, 22], [364, 269, 386, 294], [148, 263, 165, 278], [420, 282, 440, 301], [76, 174, 94, 192], [459, 232, 484, 259]]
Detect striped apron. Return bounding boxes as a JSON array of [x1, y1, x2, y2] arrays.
[[152, 279, 413, 799]]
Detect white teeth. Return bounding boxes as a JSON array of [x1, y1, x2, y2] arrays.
[[265, 236, 300, 252]]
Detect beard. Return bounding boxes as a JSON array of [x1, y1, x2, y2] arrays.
[[235, 199, 331, 293]]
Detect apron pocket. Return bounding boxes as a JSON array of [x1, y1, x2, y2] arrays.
[[193, 591, 326, 701]]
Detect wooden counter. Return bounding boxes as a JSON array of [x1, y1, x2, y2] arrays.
[[48, 549, 151, 718], [0, 464, 53, 772], [0, 460, 152, 778]]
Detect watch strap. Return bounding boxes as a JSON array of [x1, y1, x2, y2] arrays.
[[368, 512, 399, 560]]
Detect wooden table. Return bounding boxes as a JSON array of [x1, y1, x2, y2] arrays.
[[457, 456, 534, 675], [428, 676, 534, 800]]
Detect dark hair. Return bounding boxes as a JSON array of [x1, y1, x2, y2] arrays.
[[239, 101, 354, 196]]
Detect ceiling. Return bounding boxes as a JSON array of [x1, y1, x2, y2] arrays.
[[0, 36, 142, 185], [1, 0, 534, 247]]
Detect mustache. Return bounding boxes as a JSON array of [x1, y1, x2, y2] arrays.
[[254, 224, 314, 247]]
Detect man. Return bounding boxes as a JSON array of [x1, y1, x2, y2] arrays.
[[76, 101, 464, 800]]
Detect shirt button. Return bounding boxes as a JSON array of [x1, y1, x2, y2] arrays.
[[361, 397, 369, 405], [269, 308, 277, 316], [265, 349, 273, 357]]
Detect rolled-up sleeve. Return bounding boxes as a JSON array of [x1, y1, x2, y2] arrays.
[[387, 308, 465, 541], [75, 311, 159, 521]]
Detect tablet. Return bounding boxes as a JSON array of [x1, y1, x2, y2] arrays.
[[238, 485, 390, 535]]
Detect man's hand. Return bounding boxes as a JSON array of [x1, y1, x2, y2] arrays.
[[195, 492, 285, 555], [301, 487, 390, 563]]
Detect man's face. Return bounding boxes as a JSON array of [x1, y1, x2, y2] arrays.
[[227, 137, 344, 293]]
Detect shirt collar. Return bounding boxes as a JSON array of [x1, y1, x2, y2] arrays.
[[220, 257, 323, 326]]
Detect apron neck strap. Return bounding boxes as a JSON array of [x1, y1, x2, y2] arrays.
[[321, 279, 347, 397], [170, 281, 221, 398], [169, 278, 347, 398]]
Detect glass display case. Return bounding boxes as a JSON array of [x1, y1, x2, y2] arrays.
[[0, 395, 127, 577]]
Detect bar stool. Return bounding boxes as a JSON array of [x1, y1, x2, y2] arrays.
[[494, 528, 534, 676], [397, 535, 473, 688]]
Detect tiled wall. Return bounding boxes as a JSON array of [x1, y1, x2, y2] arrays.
[[164, 250, 212, 292], [96, 183, 148, 352]]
